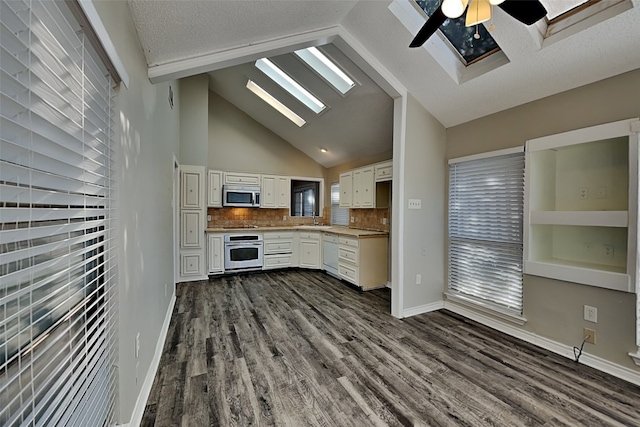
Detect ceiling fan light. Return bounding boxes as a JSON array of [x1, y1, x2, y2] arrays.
[[441, 0, 469, 19], [489, 0, 505, 5]]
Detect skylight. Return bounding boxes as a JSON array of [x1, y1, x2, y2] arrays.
[[414, 0, 501, 65], [540, 0, 591, 20], [294, 47, 355, 95], [255, 58, 326, 114], [246, 80, 306, 127]]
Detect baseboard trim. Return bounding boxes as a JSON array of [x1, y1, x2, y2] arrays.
[[125, 293, 176, 427], [402, 301, 444, 318], [444, 301, 640, 387]]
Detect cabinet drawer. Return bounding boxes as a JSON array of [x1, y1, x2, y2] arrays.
[[264, 231, 295, 240], [338, 236, 359, 249], [224, 172, 260, 186], [264, 254, 293, 269], [264, 240, 293, 254], [299, 232, 321, 240], [338, 262, 358, 284], [338, 246, 358, 264]]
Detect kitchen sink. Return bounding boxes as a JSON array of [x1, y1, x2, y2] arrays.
[[296, 225, 333, 230]]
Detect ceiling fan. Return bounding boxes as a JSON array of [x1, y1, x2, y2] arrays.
[[409, 0, 547, 48]]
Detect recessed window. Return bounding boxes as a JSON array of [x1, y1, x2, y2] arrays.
[[246, 80, 306, 127], [255, 58, 326, 114], [540, 0, 591, 21], [294, 47, 355, 95], [414, 0, 501, 65]]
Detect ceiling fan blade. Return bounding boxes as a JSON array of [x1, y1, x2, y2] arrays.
[[498, 0, 547, 25], [409, 5, 447, 48]]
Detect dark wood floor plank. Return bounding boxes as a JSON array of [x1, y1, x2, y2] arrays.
[[143, 270, 640, 427]]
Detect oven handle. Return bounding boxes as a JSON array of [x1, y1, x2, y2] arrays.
[[225, 242, 263, 247]]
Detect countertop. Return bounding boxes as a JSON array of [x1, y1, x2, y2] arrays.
[[205, 225, 388, 238]]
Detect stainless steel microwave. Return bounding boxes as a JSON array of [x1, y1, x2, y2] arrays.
[[222, 185, 261, 207]]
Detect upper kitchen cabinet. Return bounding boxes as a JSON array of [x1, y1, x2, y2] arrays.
[[224, 172, 261, 186], [261, 175, 290, 208], [524, 118, 639, 293], [374, 160, 392, 182], [339, 172, 353, 208], [207, 170, 223, 207], [181, 165, 205, 209], [353, 166, 374, 208]]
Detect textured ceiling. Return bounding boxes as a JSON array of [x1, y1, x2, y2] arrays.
[[128, 0, 640, 164]]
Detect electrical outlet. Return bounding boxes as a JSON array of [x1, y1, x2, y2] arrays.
[[351, 216, 355, 223], [579, 187, 589, 199], [207, 214, 212, 221], [135, 361, 140, 386], [283, 215, 287, 221], [408, 199, 422, 209], [583, 328, 596, 345], [382, 218, 387, 225], [584, 305, 598, 323], [603, 245, 614, 257], [416, 274, 422, 285]]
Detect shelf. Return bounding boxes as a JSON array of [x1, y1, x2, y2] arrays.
[[525, 260, 630, 292], [530, 210, 628, 227]]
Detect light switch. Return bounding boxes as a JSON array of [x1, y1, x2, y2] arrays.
[[408, 199, 422, 209]]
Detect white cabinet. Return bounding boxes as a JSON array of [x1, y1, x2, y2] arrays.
[[224, 172, 261, 186], [261, 175, 290, 208], [339, 171, 352, 208], [353, 166, 374, 208], [263, 231, 295, 270], [181, 253, 202, 276], [181, 166, 204, 209], [207, 170, 223, 207], [524, 118, 639, 292], [375, 161, 392, 182], [181, 211, 203, 248], [298, 231, 321, 269], [179, 165, 206, 281], [208, 234, 224, 274], [338, 235, 388, 290]]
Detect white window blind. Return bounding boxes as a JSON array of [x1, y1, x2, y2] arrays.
[[448, 151, 524, 315], [0, 1, 118, 426], [331, 182, 348, 226]]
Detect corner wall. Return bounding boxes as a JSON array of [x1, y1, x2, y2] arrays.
[[446, 68, 640, 371], [92, 1, 180, 422]]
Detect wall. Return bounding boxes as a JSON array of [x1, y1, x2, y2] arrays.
[[180, 75, 209, 166], [93, 1, 180, 423], [401, 94, 447, 311], [446, 68, 640, 370], [208, 91, 325, 178]]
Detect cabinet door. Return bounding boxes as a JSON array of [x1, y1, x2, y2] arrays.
[[375, 161, 392, 182], [181, 211, 202, 248], [181, 167, 204, 209], [277, 176, 291, 208], [299, 240, 320, 269], [355, 167, 374, 208], [208, 234, 223, 273], [224, 172, 261, 186], [181, 253, 202, 276], [261, 175, 277, 208], [207, 170, 223, 207], [339, 172, 352, 208]]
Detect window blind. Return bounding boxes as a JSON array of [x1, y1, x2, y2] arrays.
[[448, 151, 524, 315], [0, 1, 118, 426], [331, 182, 348, 226]]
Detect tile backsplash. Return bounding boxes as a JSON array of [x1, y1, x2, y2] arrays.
[[207, 207, 389, 231]]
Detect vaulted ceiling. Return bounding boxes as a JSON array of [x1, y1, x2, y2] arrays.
[[127, 0, 640, 166]]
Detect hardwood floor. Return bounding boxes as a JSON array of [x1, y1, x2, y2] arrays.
[[141, 270, 640, 426]]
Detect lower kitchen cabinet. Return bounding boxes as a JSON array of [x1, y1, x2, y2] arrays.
[[298, 232, 321, 269], [208, 234, 224, 274], [263, 231, 295, 270], [338, 235, 388, 290], [181, 253, 203, 276]]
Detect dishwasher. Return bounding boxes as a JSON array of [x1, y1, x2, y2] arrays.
[[322, 233, 339, 278]]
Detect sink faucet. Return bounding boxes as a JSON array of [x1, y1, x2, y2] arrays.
[[312, 213, 319, 225]]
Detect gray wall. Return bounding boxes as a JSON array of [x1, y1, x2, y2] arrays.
[[93, 1, 180, 422], [180, 75, 209, 166], [446, 68, 640, 370], [401, 94, 447, 311], [208, 91, 326, 178]]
